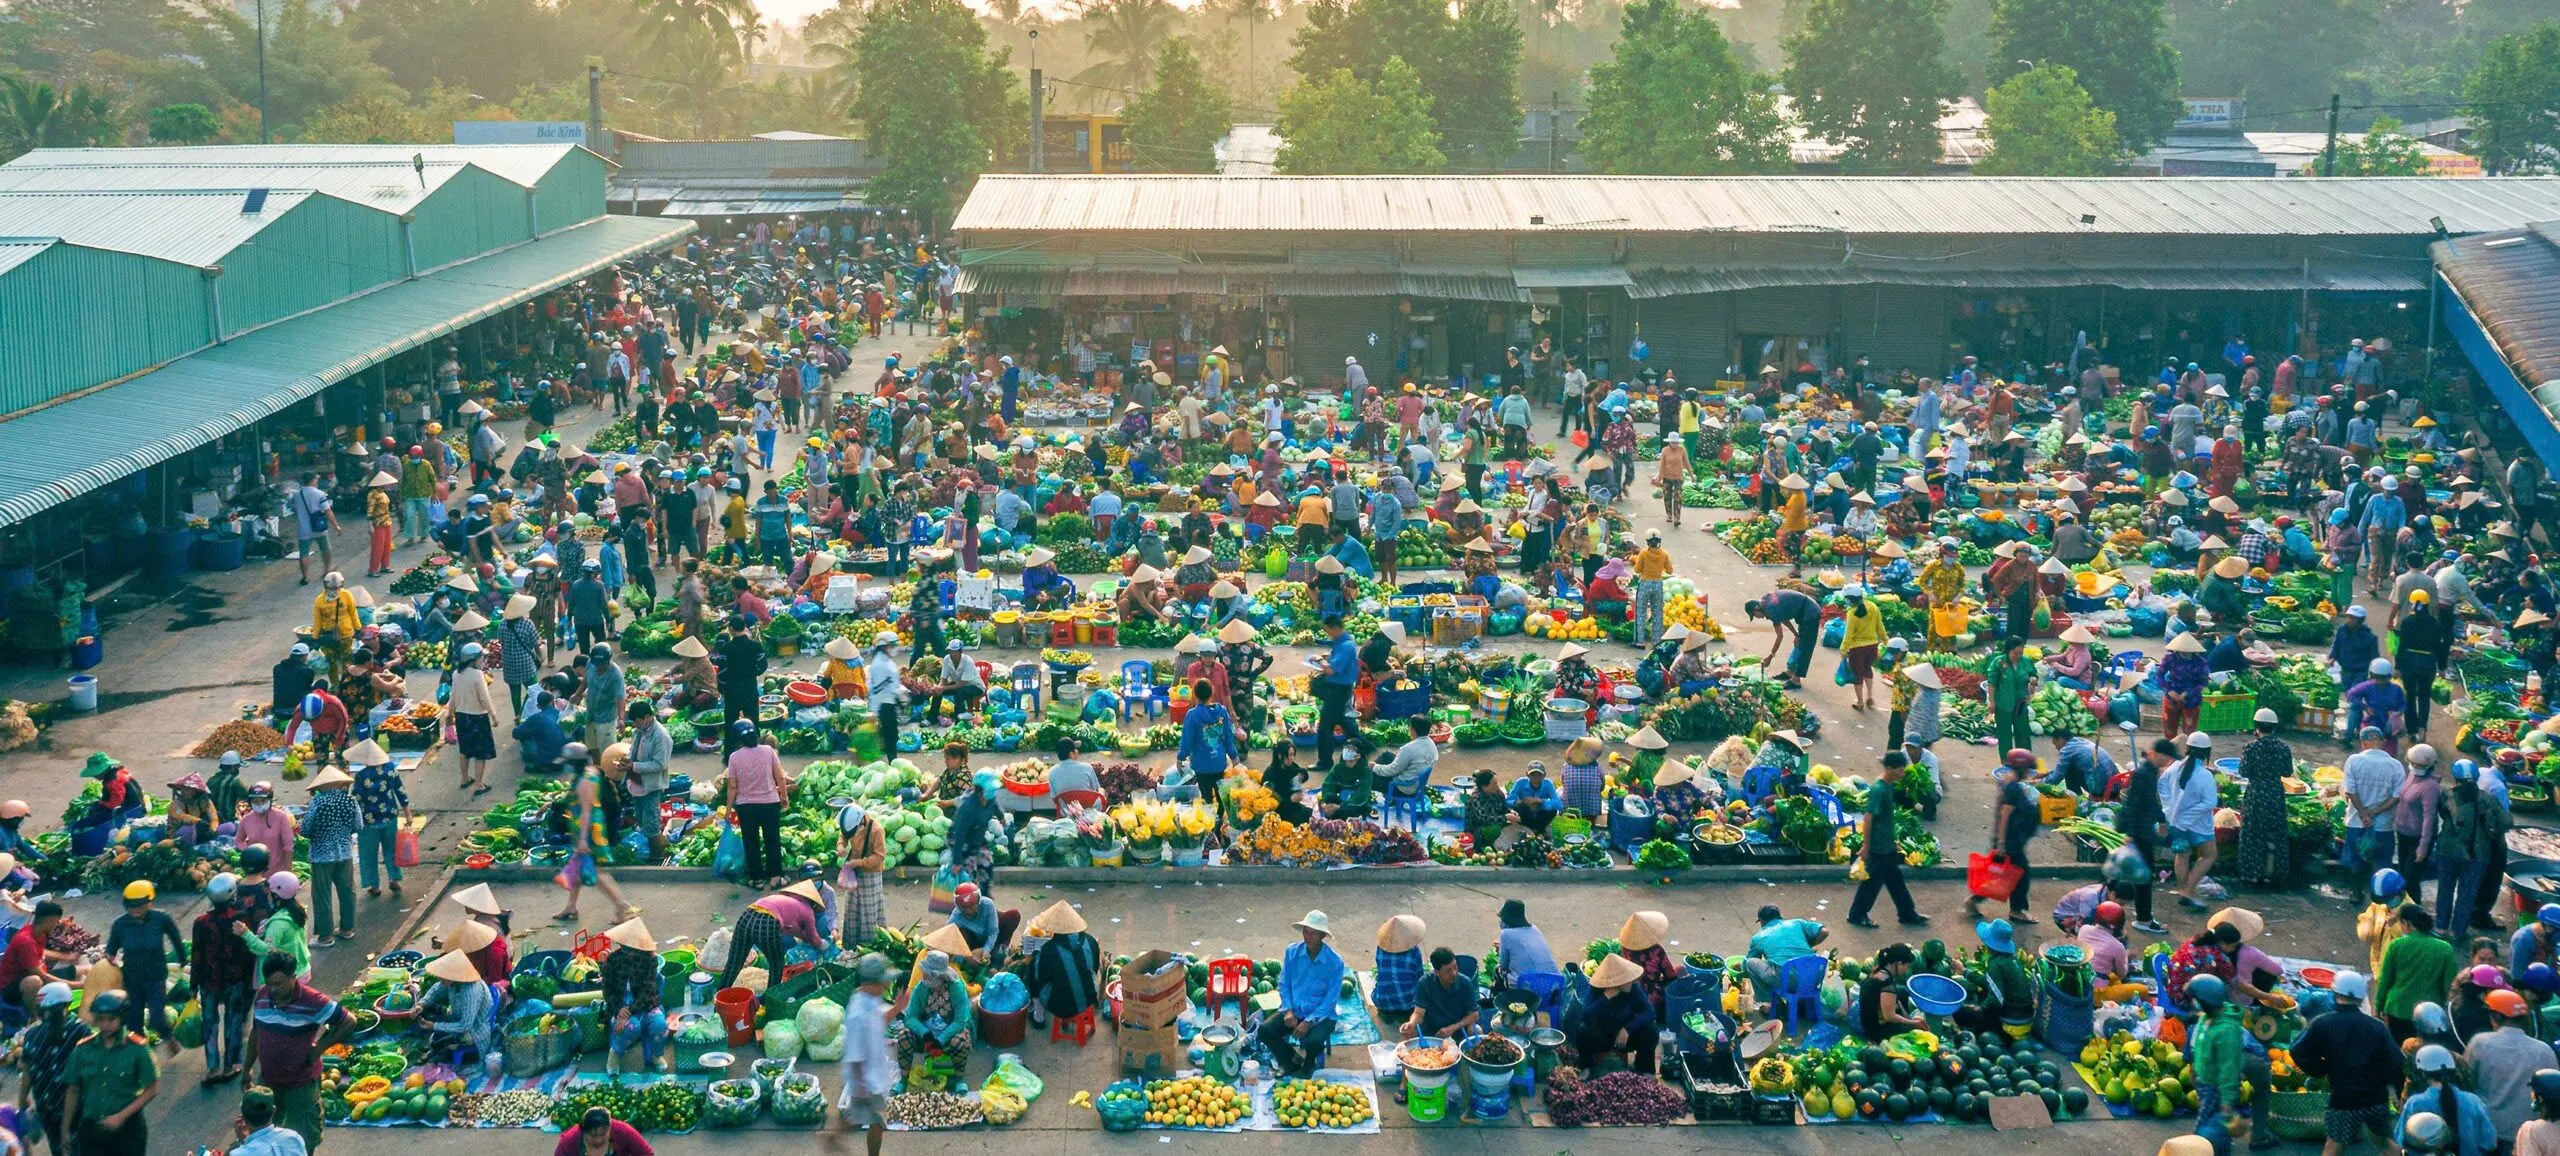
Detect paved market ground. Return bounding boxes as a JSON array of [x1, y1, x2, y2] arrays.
[[0, 329, 2476, 1151]]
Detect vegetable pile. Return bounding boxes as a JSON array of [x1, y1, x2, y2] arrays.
[[1545, 1071, 1690, 1126]]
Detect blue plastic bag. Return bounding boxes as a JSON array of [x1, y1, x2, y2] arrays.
[[710, 820, 745, 881], [977, 972, 1029, 1015]]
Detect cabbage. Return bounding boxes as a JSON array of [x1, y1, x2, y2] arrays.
[[761, 1021, 802, 1059], [921, 834, 945, 851], [803, 1034, 844, 1062], [797, 997, 845, 1044], [690, 781, 719, 804]]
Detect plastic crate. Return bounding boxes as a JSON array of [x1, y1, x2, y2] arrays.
[[2198, 691, 2258, 734], [1432, 607, 1484, 645]]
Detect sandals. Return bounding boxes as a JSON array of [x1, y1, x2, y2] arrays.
[[617, 905, 644, 922]]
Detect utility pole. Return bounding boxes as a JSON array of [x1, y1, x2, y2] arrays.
[[254, 0, 269, 143], [1028, 29, 1044, 173], [2320, 93, 2342, 176], [1548, 91, 1560, 172], [585, 60, 605, 155]]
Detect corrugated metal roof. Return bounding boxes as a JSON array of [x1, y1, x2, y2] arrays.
[[1513, 266, 1633, 288], [955, 174, 2560, 237], [0, 214, 693, 526], [0, 159, 469, 215], [1626, 263, 2425, 297], [8, 144, 585, 190], [956, 265, 1526, 301], [0, 189, 315, 267], [0, 240, 53, 278], [2437, 225, 2560, 391], [659, 190, 865, 217]]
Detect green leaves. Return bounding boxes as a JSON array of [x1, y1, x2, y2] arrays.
[[1989, 0, 2179, 151], [1978, 64, 2125, 176], [1275, 56, 1445, 174], [845, 0, 1021, 222], [2465, 23, 2560, 175], [1781, 0, 1961, 173], [1123, 40, 1230, 172], [1578, 0, 1788, 175]]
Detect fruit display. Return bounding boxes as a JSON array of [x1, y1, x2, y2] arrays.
[[704, 1079, 761, 1128], [1523, 613, 1608, 641], [997, 759, 1050, 790], [1788, 1028, 2089, 1124], [1396, 524, 1450, 568], [549, 1081, 705, 1133], [2078, 1031, 2198, 1119], [1270, 1078, 1376, 1129], [1142, 1075, 1250, 1128]]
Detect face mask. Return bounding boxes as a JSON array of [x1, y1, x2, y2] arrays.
[[252, 800, 272, 812]]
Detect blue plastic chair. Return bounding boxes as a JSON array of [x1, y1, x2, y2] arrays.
[[1511, 971, 1570, 1023], [1775, 955, 1829, 1037], [1118, 660, 1166, 724], [1380, 779, 1429, 830], [1738, 765, 1785, 806], [1008, 662, 1042, 715], [2152, 950, 2191, 1018]]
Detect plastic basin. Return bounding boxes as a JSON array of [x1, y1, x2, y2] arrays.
[[1906, 973, 1967, 1016]]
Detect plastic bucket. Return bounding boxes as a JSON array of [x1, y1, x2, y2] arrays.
[[977, 1005, 1028, 1047], [714, 986, 757, 1045], [193, 533, 245, 572], [65, 675, 97, 712]]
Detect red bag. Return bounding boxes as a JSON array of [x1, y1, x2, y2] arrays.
[[1967, 852, 2026, 902], [394, 828, 421, 868]]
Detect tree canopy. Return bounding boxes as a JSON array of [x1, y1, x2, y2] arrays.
[[1122, 40, 1232, 171], [1989, 0, 2180, 151], [843, 0, 1022, 224], [2465, 22, 2560, 174], [1287, 0, 1520, 169], [1975, 64, 2123, 176], [1782, 0, 1961, 172], [1577, 0, 1789, 174], [1274, 56, 1445, 174]]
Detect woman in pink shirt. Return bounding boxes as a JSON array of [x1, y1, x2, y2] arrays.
[[234, 781, 297, 873], [722, 722, 793, 889]]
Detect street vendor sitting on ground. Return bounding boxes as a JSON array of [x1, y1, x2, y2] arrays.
[[1504, 763, 1561, 835], [1019, 547, 1070, 609], [1118, 566, 1174, 624], [892, 949, 977, 1092], [596, 917, 667, 1073], [1645, 758, 1711, 822], [1615, 911, 1685, 1015], [1259, 910, 1346, 1081], [818, 635, 864, 701], [1403, 947, 1482, 1041], [1743, 904, 1829, 1003], [1953, 919, 2037, 1034], [946, 882, 1018, 960], [418, 947, 496, 1067], [1859, 944, 1928, 1041], [1574, 954, 1656, 1074]]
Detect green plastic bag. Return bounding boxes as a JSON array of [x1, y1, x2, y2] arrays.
[[172, 998, 203, 1049], [1264, 546, 1289, 580], [992, 1055, 1045, 1101]]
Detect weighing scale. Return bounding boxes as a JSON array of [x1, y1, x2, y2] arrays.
[[1195, 1025, 1244, 1083]]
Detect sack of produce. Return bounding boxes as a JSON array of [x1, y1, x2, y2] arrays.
[[751, 1057, 796, 1098], [991, 1056, 1044, 1101], [771, 1071, 828, 1126], [804, 1034, 846, 1062], [761, 1020, 803, 1059], [705, 1079, 762, 1128], [797, 997, 846, 1046]]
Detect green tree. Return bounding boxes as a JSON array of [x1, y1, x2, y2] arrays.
[[1073, 0, 1180, 88], [1578, 0, 1789, 174], [1275, 56, 1444, 174], [166, 1, 401, 139], [843, 0, 1023, 224], [1976, 64, 2123, 175], [2168, 0, 2376, 129], [2321, 115, 2431, 175], [1781, 0, 1959, 172], [2464, 22, 2560, 174], [1123, 40, 1232, 171], [1990, 0, 2179, 151], [1285, 0, 1520, 171], [0, 76, 57, 159], [147, 101, 219, 143]]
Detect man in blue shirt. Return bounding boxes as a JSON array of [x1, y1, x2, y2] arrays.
[[1742, 904, 1829, 1003], [1505, 765, 1561, 834], [2048, 732, 2117, 796], [1312, 616, 1362, 778], [1257, 910, 1345, 1079], [2358, 478, 2408, 598]]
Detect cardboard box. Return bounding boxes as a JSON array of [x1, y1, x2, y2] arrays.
[[1119, 1022, 1182, 1076], [1118, 950, 1192, 1030]]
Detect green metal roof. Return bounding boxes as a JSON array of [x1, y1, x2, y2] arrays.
[[0, 213, 694, 526]]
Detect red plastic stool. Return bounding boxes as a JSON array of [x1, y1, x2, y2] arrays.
[[1051, 1007, 1097, 1047]]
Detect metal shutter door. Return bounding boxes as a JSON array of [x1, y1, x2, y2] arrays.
[[1287, 297, 1398, 388], [1633, 293, 1732, 385], [1841, 286, 1949, 379]]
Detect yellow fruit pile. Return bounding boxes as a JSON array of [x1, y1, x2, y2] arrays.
[[1144, 1076, 1248, 1128], [1523, 614, 1606, 641], [1272, 1079, 1372, 1129]]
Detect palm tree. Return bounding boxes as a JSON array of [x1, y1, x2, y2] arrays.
[[1073, 0, 1178, 89], [1222, 0, 1274, 90], [639, 0, 759, 74], [0, 76, 59, 159]]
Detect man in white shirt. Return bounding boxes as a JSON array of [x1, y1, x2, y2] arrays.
[[1344, 356, 1368, 393], [2340, 727, 2405, 884], [837, 953, 896, 1154]]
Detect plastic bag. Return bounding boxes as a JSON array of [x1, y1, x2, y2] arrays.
[[762, 1020, 804, 1059], [172, 998, 204, 1049], [711, 820, 745, 881], [975, 972, 1028, 1015], [395, 828, 421, 868], [991, 1055, 1045, 1101], [699, 927, 734, 975], [927, 862, 966, 915]]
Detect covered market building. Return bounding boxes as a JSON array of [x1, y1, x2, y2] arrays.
[[2434, 220, 2560, 471], [951, 174, 2560, 391], [0, 143, 692, 651]]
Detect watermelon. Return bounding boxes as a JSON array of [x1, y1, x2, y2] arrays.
[[1884, 1093, 1911, 1121], [2061, 1088, 2090, 1116]]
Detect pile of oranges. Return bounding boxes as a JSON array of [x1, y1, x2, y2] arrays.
[[1272, 1078, 1374, 1129], [1142, 1076, 1249, 1128]]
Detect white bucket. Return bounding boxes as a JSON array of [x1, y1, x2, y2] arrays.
[[66, 675, 96, 712]]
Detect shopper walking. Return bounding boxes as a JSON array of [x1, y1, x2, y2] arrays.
[[298, 768, 361, 948], [1845, 753, 1929, 929], [62, 991, 155, 1156]]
